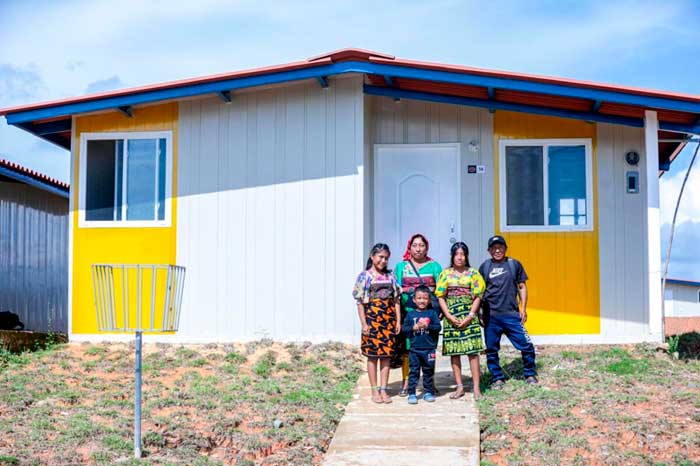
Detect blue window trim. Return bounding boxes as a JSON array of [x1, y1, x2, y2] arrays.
[[5, 60, 700, 131]]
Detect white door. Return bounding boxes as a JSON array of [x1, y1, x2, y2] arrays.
[[374, 144, 460, 269]]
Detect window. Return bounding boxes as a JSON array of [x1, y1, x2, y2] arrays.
[[499, 139, 593, 231], [79, 132, 172, 227]]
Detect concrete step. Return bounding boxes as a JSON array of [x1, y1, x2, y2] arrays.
[[323, 353, 481, 466]]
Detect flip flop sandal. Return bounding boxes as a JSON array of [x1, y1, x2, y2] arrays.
[[371, 386, 383, 404], [449, 384, 465, 399], [398, 386, 409, 397], [379, 387, 393, 404]]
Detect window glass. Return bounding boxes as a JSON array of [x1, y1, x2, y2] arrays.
[[85, 140, 116, 221], [83, 135, 168, 224], [505, 145, 544, 226], [548, 145, 586, 226], [126, 139, 157, 221]]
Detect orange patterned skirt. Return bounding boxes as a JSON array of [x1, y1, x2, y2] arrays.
[[361, 298, 397, 358]]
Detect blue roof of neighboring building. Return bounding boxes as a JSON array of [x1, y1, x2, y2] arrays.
[[0, 158, 69, 198], [666, 278, 700, 288]]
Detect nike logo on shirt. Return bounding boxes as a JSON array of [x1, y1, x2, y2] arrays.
[[489, 268, 507, 279]]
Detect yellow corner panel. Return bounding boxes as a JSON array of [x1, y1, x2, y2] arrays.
[[494, 112, 600, 335], [72, 103, 178, 334]]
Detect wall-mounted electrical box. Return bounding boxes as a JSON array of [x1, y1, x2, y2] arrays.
[[626, 171, 639, 193]]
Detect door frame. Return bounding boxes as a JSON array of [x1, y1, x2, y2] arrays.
[[372, 142, 462, 258]]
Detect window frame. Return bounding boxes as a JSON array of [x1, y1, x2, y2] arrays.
[[499, 138, 594, 232], [78, 131, 173, 228]]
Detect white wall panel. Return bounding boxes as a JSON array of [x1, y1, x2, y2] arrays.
[[368, 97, 494, 268], [666, 284, 700, 317], [0, 182, 68, 333], [597, 124, 649, 338], [177, 76, 365, 342]]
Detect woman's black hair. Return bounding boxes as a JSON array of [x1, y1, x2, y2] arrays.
[[365, 243, 391, 273], [450, 241, 471, 268]]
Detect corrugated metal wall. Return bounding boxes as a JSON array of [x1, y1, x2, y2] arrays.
[[0, 181, 68, 333], [176, 76, 365, 342], [666, 284, 700, 317]]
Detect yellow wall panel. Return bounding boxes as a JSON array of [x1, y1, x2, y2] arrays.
[[494, 111, 600, 335], [72, 103, 178, 334]]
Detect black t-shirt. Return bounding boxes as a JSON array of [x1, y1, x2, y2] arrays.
[[478, 258, 528, 313]]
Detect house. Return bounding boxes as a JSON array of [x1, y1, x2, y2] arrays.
[[665, 278, 700, 335], [0, 158, 69, 333], [1, 48, 697, 344]]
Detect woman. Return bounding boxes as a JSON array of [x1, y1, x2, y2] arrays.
[[394, 233, 442, 397], [435, 242, 486, 400], [352, 243, 402, 404]]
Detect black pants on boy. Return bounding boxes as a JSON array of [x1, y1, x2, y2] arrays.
[[408, 349, 436, 396]]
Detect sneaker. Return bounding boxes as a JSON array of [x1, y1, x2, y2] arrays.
[[407, 394, 418, 405], [491, 380, 506, 390], [525, 376, 539, 385], [423, 393, 436, 402]]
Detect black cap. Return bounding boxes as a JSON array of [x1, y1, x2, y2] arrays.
[[488, 235, 507, 248]]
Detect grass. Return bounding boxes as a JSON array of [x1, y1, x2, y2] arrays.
[[0, 341, 362, 465], [478, 344, 700, 466]]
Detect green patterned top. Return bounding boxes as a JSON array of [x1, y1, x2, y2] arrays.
[[394, 260, 442, 310]]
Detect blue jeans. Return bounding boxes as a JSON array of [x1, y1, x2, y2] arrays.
[[408, 349, 436, 396], [485, 313, 537, 381]]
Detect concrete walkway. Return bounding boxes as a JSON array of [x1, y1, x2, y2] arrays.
[[323, 355, 480, 466]]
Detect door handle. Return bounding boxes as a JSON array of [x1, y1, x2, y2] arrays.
[[449, 223, 456, 244]]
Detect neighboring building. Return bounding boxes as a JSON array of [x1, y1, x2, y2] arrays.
[[1, 48, 697, 344], [0, 158, 69, 333], [665, 278, 700, 335]]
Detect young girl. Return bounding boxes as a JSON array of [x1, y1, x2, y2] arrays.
[[352, 243, 402, 404], [436, 242, 486, 400]]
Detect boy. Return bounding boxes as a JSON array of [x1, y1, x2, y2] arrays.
[[479, 235, 538, 389], [402, 285, 442, 404]]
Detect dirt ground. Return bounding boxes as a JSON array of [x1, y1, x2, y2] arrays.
[[477, 344, 700, 466], [0, 340, 362, 465], [2, 341, 699, 466]]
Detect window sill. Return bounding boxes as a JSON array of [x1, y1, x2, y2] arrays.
[[77, 220, 172, 229]]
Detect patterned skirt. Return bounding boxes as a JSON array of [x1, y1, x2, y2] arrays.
[[361, 298, 397, 358], [442, 295, 485, 356]]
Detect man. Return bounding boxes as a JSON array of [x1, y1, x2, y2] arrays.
[[479, 235, 538, 389]]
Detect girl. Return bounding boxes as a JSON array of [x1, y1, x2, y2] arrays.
[[352, 243, 402, 404], [394, 233, 442, 396], [435, 242, 486, 400]]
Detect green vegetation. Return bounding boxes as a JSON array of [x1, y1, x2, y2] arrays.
[[0, 341, 362, 465], [478, 344, 700, 465]]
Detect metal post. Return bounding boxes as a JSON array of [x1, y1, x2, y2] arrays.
[[134, 330, 142, 458]]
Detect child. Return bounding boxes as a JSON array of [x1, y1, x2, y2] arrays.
[[353, 243, 402, 404], [402, 285, 442, 404]]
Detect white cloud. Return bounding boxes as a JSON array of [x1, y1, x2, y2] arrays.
[[0, 63, 44, 106], [661, 221, 700, 282], [85, 76, 124, 94], [660, 149, 700, 226]]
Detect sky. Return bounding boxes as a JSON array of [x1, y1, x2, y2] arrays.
[[0, 0, 699, 280]]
